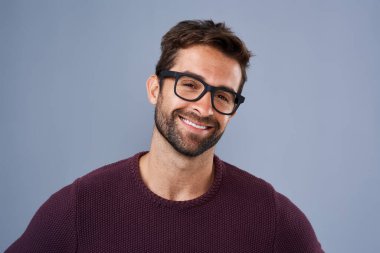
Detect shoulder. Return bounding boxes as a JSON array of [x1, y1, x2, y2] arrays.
[[272, 190, 324, 252], [76, 158, 127, 186], [273, 192, 324, 252], [218, 159, 324, 252], [219, 159, 276, 201], [75, 152, 143, 191], [5, 183, 78, 252], [6, 153, 143, 252]]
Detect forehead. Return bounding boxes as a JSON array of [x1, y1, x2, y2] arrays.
[[171, 45, 242, 93]]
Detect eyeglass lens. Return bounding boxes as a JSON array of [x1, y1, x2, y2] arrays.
[[175, 75, 236, 114]]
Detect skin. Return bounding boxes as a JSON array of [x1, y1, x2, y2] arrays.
[[139, 45, 242, 201]]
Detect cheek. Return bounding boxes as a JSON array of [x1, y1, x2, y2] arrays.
[[166, 94, 191, 111], [158, 91, 188, 114], [217, 116, 230, 130]]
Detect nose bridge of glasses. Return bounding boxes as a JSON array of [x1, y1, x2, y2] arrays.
[[192, 88, 214, 114], [202, 83, 217, 100], [199, 83, 217, 103]]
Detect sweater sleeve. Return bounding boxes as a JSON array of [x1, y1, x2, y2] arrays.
[[273, 192, 324, 253], [5, 182, 78, 253]]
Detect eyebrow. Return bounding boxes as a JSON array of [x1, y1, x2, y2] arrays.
[[182, 70, 238, 94]]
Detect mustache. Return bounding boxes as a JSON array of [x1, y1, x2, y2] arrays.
[[173, 109, 220, 128]]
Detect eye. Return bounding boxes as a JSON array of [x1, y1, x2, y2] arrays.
[[217, 94, 230, 103], [215, 90, 236, 105], [183, 82, 196, 89], [178, 78, 202, 91]]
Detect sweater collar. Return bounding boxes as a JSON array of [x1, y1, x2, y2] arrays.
[[131, 151, 225, 209]]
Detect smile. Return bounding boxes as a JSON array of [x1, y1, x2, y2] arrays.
[[179, 115, 209, 130]]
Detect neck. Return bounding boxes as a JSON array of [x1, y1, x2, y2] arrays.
[[139, 128, 215, 201]]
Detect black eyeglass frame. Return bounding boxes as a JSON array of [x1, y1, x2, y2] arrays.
[[159, 70, 245, 115]]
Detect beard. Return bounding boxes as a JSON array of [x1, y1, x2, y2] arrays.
[[154, 95, 224, 157]]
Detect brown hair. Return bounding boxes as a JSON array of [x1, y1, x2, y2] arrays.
[[155, 20, 252, 93]]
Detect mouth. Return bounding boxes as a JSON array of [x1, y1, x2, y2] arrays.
[[178, 115, 212, 130]]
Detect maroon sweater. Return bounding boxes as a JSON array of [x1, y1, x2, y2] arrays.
[[6, 152, 323, 252]]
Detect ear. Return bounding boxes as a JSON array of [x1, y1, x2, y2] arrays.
[[146, 75, 160, 105]]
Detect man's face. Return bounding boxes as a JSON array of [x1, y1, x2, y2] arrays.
[[154, 45, 242, 157]]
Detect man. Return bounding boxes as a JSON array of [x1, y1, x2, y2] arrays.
[[7, 20, 324, 252]]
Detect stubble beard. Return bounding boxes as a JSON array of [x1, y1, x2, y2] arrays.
[[154, 95, 224, 157]]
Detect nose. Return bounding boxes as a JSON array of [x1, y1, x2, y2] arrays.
[[191, 91, 214, 116]]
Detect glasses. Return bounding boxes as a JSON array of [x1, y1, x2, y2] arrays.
[[159, 70, 245, 115]]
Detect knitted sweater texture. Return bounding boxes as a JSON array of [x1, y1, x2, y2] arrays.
[[6, 152, 323, 252]]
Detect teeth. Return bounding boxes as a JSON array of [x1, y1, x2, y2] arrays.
[[181, 117, 207, 130]]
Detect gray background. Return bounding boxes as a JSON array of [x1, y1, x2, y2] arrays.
[[1, 0, 379, 252]]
